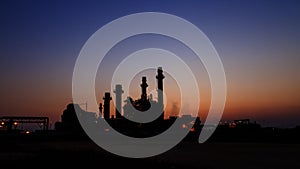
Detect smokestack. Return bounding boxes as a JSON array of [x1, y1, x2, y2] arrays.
[[114, 84, 123, 119], [103, 92, 112, 119], [140, 76, 148, 101], [156, 67, 165, 104], [156, 67, 165, 120]]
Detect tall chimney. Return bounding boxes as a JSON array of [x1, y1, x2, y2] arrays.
[[156, 67, 165, 104], [103, 92, 112, 119], [140, 76, 148, 101], [156, 67, 165, 120], [114, 84, 123, 119]]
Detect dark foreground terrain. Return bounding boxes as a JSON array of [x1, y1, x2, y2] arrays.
[[0, 133, 299, 169]]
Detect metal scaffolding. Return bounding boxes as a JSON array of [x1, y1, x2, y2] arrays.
[[0, 116, 49, 131]]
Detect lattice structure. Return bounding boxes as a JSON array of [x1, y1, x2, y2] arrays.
[[0, 116, 49, 131]]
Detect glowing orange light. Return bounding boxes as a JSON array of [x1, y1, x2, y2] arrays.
[[190, 128, 195, 132], [25, 130, 30, 134], [229, 123, 236, 128], [1, 122, 4, 125], [13, 122, 18, 126]]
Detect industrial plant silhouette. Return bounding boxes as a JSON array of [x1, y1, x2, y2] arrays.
[[1, 68, 300, 169], [51, 66, 300, 143], [2, 66, 299, 143], [55, 67, 201, 138], [103, 67, 166, 122]]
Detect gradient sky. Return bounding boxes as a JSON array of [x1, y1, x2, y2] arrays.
[[0, 0, 299, 128]]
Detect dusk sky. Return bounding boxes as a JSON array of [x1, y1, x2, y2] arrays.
[[0, 0, 299, 128]]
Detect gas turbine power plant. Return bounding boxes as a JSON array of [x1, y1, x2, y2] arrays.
[[97, 67, 201, 137], [101, 67, 165, 122], [55, 67, 201, 138]]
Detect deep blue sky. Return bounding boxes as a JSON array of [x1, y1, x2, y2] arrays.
[[0, 0, 300, 127]]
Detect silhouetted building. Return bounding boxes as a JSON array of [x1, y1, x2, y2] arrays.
[[57, 103, 96, 133], [60, 104, 82, 132]]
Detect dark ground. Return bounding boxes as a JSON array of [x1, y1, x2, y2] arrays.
[[0, 133, 299, 169]]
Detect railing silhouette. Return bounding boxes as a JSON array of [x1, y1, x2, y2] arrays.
[[0, 116, 49, 131]]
